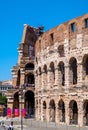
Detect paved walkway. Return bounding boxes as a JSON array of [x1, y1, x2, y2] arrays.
[[0, 117, 88, 130]]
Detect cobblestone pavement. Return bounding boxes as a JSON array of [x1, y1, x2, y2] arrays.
[[1, 118, 88, 130]]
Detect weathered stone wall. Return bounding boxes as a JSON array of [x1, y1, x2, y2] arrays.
[[35, 14, 88, 126]]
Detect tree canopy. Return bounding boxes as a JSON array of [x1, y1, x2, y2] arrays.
[[0, 93, 7, 105]]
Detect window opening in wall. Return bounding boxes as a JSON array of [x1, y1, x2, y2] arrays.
[[17, 70, 20, 86], [58, 45, 64, 57], [59, 63, 65, 86], [85, 18, 88, 28], [50, 33, 54, 45], [69, 58, 77, 84], [25, 63, 34, 70], [39, 40, 41, 50], [25, 74, 34, 85], [71, 23, 76, 32], [51, 63, 55, 80], [29, 45, 34, 57]]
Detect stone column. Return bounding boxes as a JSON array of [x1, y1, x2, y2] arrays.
[[54, 66, 59, 88], [47, 67, 51, 89], [38, 98, 41, 120], [65, 100, 70, 125], [38, 70, 41, 90], [19, 94, 25, 117], [69, 64, 73, 85], [77, 63, 83, 87], [46, 100, 50, 122], [35, 72, 38, 90], [65, 63, 70, 92], [20, 68, 25, 85], [35, 99, 38, 120], [55, 103, 59, 123], [7, 96, 14, 116], [41, 69, 45, 90], [12, 71, 18, 87], [78, 100, 84, 126], [40, 99, 43, 121]]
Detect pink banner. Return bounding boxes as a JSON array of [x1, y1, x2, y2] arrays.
[[14, 109, 19, 117], [22, 109, 26, 117], [7, 108, 12, 118]]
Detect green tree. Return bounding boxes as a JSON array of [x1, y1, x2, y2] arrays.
[[0, 93, 7, 105]]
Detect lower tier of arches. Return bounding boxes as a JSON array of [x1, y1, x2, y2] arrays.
[[35, 95, 88, 126]]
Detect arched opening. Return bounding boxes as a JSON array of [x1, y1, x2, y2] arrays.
[[25, 63, 34, 70], [25, 91, 35, 118], [16, 70, 20, 86], [58, 62, 65, 86], [58, 99, 65, 122], [58, 45, 64, 57], [69, 58, 77, 84], [83, 100, 88, 125], [43, 101, 47, 121], [43, 65, 47, 89], [49, 100, 55, 122], [50, 62, 55, 86], [44, 65, 47, 74], [83, 55, 88, 80], [39, 67, 41, 75], [69, 100, 78, 125], [38, 67, 42, 89], [13, 92, 19, 117], [25, 73, 34, 85]]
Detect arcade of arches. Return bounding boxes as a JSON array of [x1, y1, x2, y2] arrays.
[[8, 62, 35, 118], [9, 14, 88, 127], [35, 54, 88, 126], [12, 90, 35, 117]]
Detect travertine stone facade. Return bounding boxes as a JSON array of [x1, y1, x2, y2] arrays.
[[6, 14, 88, 126], [6, 25, 43, 117], [35, 14, 88, 126]]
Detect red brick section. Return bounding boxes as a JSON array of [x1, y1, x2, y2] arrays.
[[35, 14, 88, 55]]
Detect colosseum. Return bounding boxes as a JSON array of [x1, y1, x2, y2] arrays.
[[7, 14, 88, 126]]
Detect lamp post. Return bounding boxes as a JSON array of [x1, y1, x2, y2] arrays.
[[19, 84, 26, 130]]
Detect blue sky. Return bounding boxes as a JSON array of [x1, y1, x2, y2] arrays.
[[0, 0, 88, 81]]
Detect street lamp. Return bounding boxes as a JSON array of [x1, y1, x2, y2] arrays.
[[19, 84, 26, 130]]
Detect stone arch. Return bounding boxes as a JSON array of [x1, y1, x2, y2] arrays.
[[16, 69, 20, 86], [58, 99, 65, 122], [50, 62, 55, 85], [49, 99, 55, 122], [58, 45, 64, 57], [13, 91, 19, 117], [58, 61, 65, 86], [82, 54, 88, 80], [42, 101, 47, 121], [25, 62, 34, 70], [43, 64, 47, 73], [25, 73, 34, 85], [38, 67, 42, 74], [83, 100, 88, 125], [69, 100, 78, 125], [69, 57, 77, 84], [24, 90, 35, 118]]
